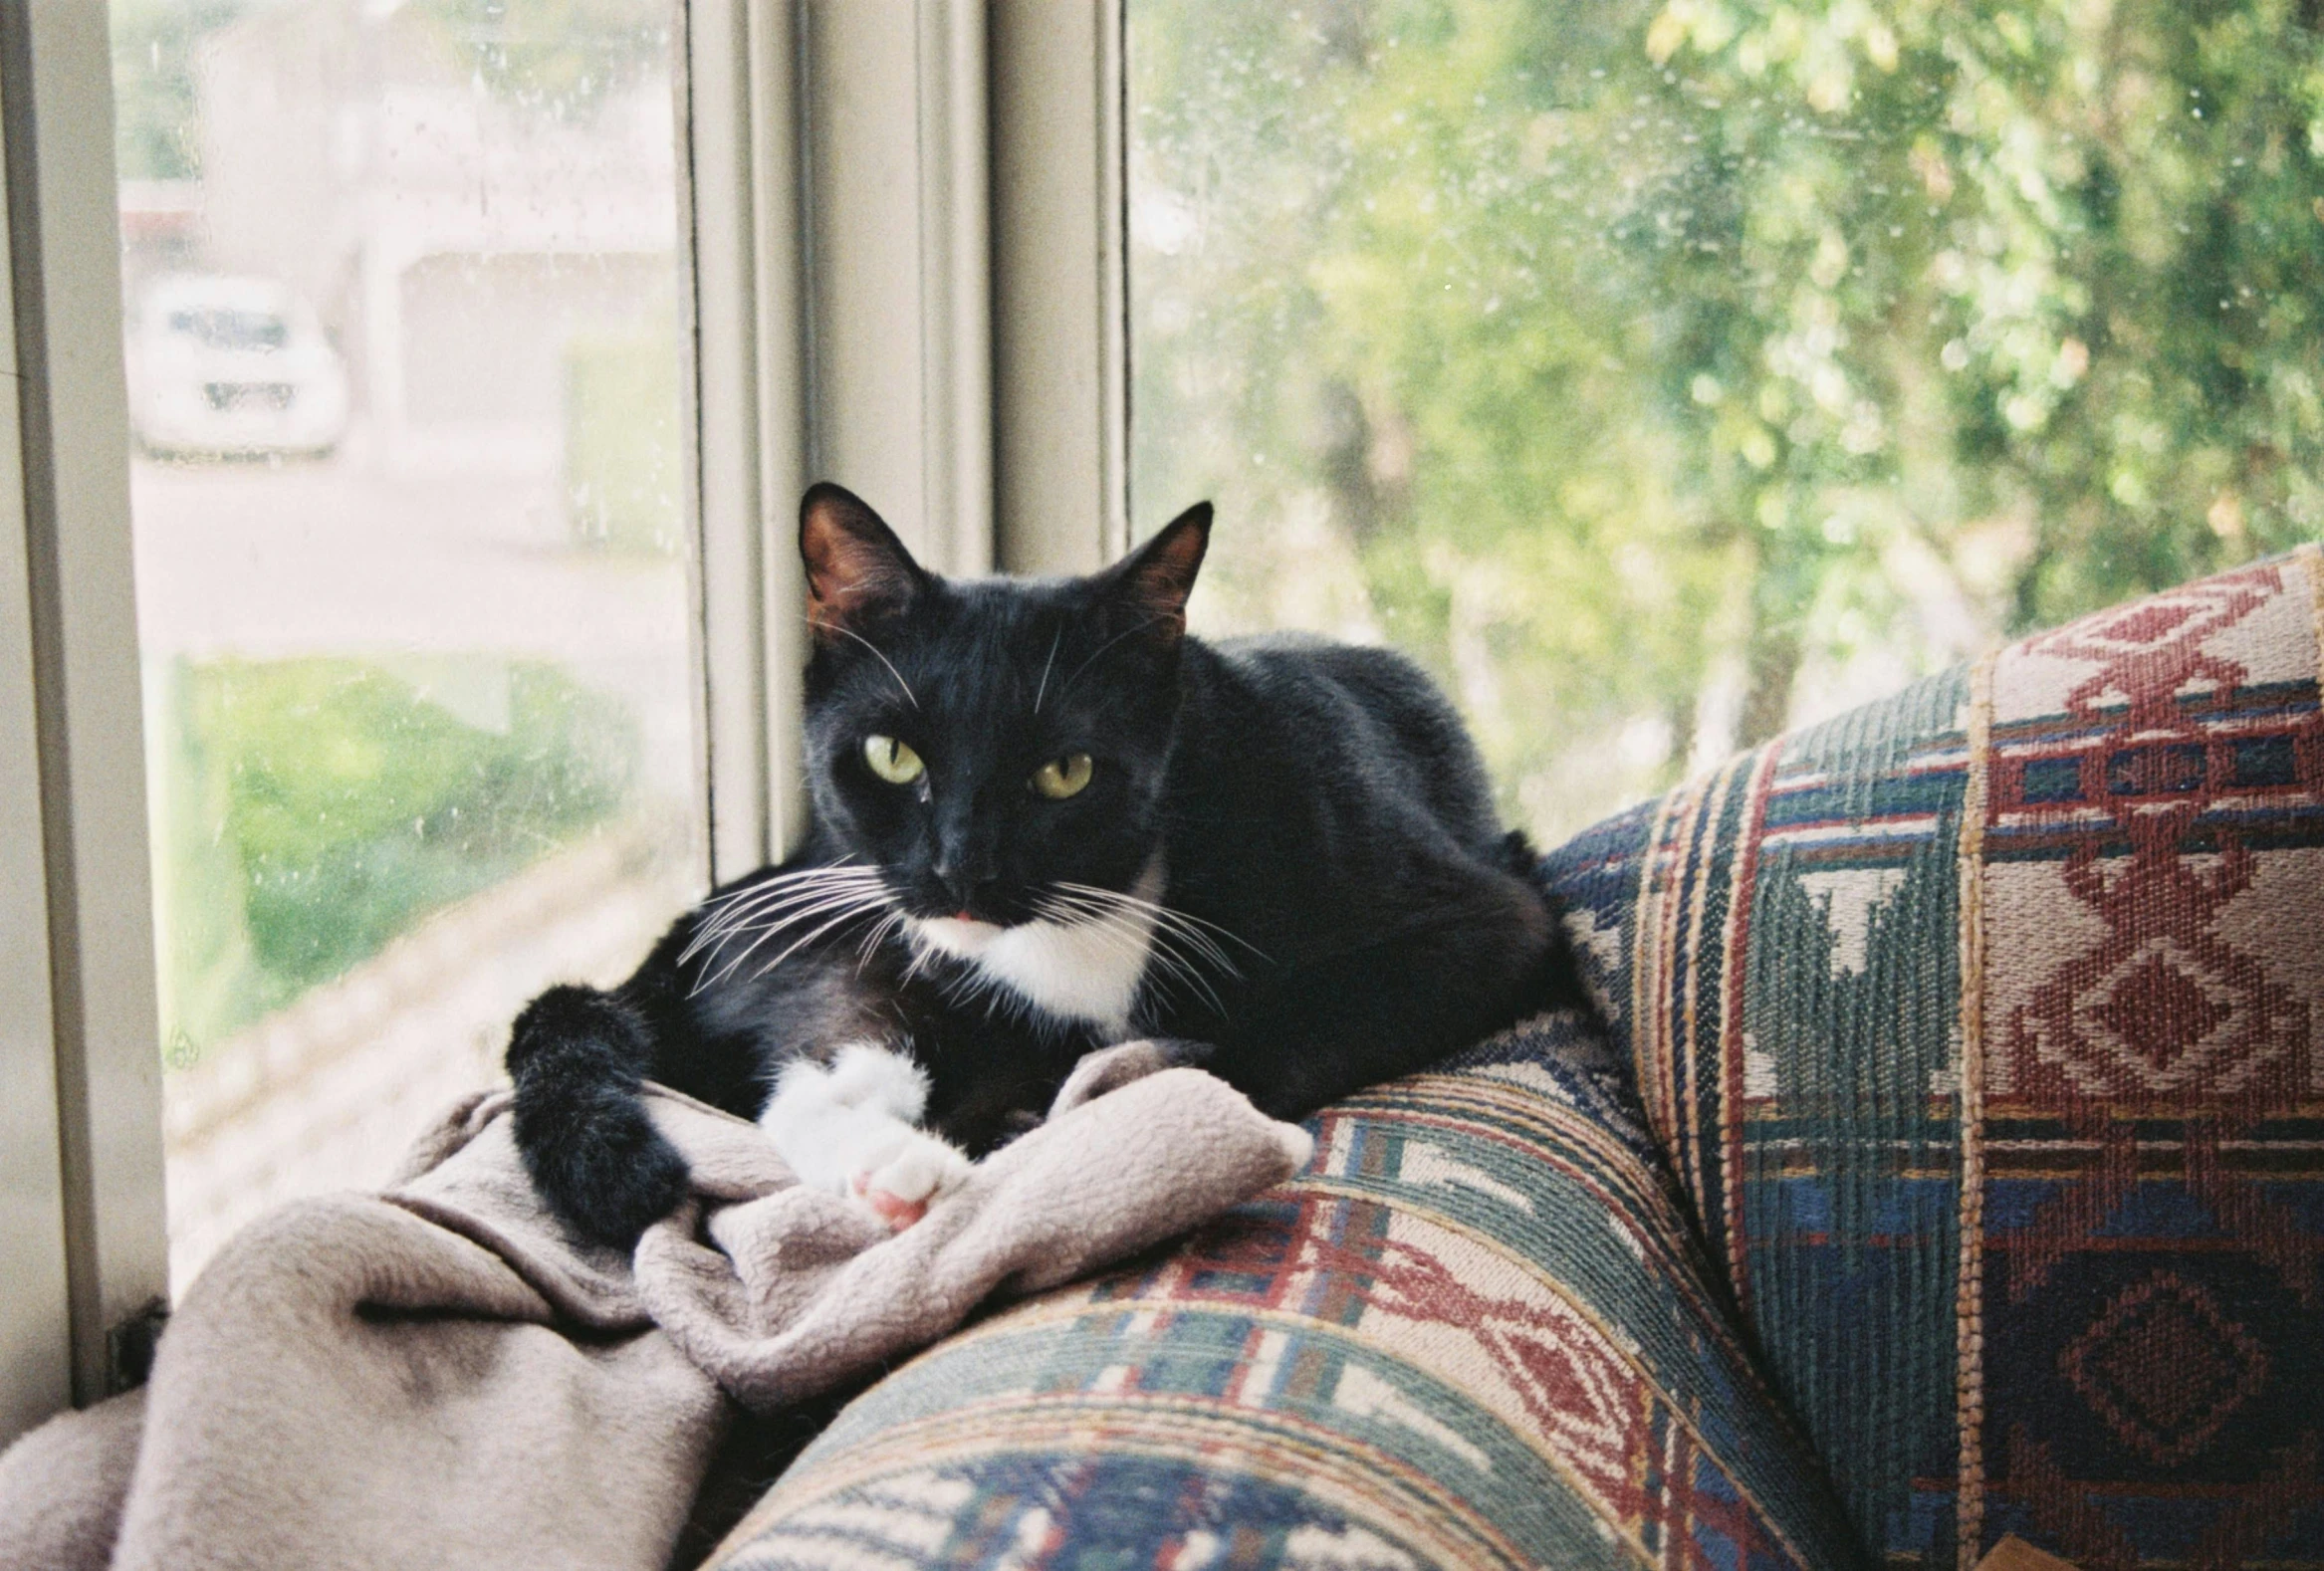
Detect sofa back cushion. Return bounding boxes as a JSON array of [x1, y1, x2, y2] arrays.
[[1539, 547, 2324, 1570], [707, 1012, 1863, 1571]]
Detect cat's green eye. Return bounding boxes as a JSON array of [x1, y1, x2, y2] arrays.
[[863, 735, 924, 786], [1032, 753, 1094, 800]]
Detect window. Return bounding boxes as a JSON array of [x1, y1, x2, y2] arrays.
[[1126, 1, 2324, 843], [110, 0, 704, 1286], [26, 0, 2303, 1433]]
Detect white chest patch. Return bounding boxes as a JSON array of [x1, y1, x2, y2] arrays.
[[906, 877, 1160, 1038]]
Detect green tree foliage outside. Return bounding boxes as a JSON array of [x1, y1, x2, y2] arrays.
[[1129, 0, 2324, 840], [150, 657, 632, 1062], [113, 0, 245, 181]]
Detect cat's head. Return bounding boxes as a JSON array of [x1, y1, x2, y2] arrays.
[[798, 483, 1211, 937]]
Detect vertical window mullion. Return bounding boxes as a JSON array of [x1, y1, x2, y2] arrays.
[[697, 0, 1005, 881], [749, 3, 812, 860], [917, 0, 993, 580], [0, 1, 170, 1410], [691, 0, 818, 878], [799, 0, 993, 580], [690, 0, 768, 882], [0, 58, 74, 1441], [991, 0, 1125, 575]]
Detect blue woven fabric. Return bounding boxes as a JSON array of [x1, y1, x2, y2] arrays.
[[709, 1011, 1860, 1570], [714, 552, 2324, 1571], [1538, 550, 2324, 1569]]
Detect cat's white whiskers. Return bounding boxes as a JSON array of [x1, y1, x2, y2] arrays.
[[750, 890, 902, 982], [713, 886, 890, 949], [1162, 915, 1236, 976], [702, 863, 880, 921], [1133, 925, 1227, 1015], [693, 866, 880, 929], [711, 871, 884, 926], [1048, 882, 1243, 982], [1033, 896, 1147, 971], [711, 896, 892, 992], [1055, 880, 1263, 968], [1054, 879, 1229, 946], [808, 616, 920, 710], [1036, 887, 1227, 1018], [1098, 893, 1234, 1013], [1075, 880, 1255, 955], [1054, 891, 1242, 1014], [896, 930, 944, 988], [693, 885, 879, 962], [910, 877, 1166, 1034], [681, 871, 888, 969], [696, 885, 896, 991], [682, 863, 879, 959], [1141, 915, 1234, 979], [1032, 626, 1063, 714], [1053, 613, 1171, 703], [699, 854, 863, 907], [855, 909, 906, 973], [691, 858, 866, 927]]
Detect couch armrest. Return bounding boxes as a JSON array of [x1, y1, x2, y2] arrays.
[[705, 1010, 1861, 1571]]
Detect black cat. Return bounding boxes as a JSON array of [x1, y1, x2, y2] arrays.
[[508, 484, 1557, 1246]]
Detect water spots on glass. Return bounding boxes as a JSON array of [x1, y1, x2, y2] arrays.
[[115, 0, 702, 1281], [1126, 0, 2323, 846]]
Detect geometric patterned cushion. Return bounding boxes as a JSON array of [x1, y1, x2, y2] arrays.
[[706, 1011, 1865, 1570], [1539, 545, 2324, 1571]]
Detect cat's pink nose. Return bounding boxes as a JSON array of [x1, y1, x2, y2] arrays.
[[953, 909, 974, 923]]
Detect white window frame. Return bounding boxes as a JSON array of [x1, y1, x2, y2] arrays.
[[1, 0, 1125, 1441], [1, 2, 173, 1418], [0, 32, 79, 1440], [990, 0, 1127, 574]]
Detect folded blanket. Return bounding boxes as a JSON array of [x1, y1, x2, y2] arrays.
[[0, 1066, 1310, 1571]]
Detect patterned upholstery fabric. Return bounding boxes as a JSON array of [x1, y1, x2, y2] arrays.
[[1545, 546, 2324, 1570], [707, 1013, 1862, 1570], [711, 548, 2324, 1571]]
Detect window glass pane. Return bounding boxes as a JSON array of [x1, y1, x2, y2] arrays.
[[1127, 1, 2322, 844], [112, 0, 702, 1286]]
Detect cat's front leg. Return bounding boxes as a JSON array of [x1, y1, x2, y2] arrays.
[[509, 985, 691, 1249], [759, 1043, 971, 1230]]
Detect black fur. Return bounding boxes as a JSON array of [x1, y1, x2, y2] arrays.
[[508, 484, 1558, 1247]]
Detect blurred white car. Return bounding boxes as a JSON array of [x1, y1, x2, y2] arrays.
[[126, 275, 349, 458]]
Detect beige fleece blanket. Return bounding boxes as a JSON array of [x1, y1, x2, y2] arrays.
[[0, 1066, 1309, 1571]]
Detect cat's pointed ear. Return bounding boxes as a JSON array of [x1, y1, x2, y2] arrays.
[[1100, 501, 1212, 640], [801, 484, 925, 634]]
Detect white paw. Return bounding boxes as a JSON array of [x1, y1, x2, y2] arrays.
[[850, 1131, 971, 1232], [820, 1042, 932, 1120], [762, 1044, 944, 1197]]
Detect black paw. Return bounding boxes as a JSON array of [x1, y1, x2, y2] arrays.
[[515, 1079, 692, 1251], [506, 984, 690, 1250], [507, 984, 640, 1080]]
